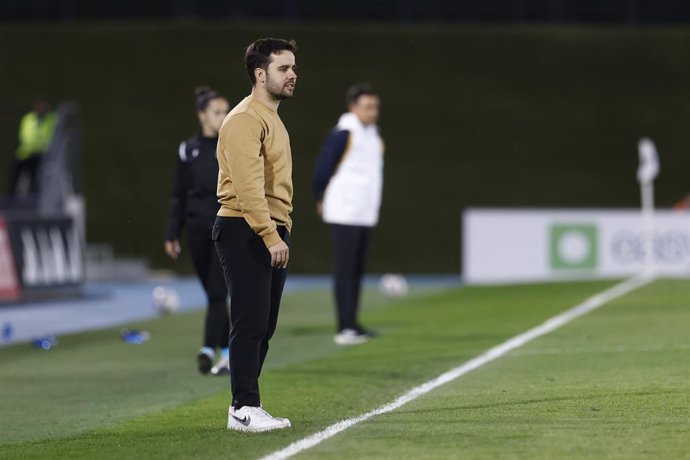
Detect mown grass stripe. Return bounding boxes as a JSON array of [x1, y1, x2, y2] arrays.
[[262, 273, 656, 460]]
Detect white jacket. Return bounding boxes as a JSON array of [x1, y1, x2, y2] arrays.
[[322, 113, 384, 227]]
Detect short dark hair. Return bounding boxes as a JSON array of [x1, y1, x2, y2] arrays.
[[245, 38, 298, 85], [346, 84, 378, 106]]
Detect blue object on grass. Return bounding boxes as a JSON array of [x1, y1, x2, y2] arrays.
[[2, 322, 13, 341], [120, 328, 151, 344], [31, 336, 58, 350]]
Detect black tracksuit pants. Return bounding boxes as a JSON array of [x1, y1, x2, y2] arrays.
[[187, 220, 230, 350], [331, 224, 372, 332], [213, 216, 289, 409], [8, 155, 42, 196]]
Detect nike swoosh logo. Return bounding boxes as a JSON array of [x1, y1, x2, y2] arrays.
[[232, 415, 251, 426]]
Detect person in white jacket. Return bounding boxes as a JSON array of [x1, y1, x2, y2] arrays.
[[313, 84, 383, 345]]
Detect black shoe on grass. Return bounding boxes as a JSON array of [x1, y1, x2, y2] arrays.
[[197, 349, 213, 374]]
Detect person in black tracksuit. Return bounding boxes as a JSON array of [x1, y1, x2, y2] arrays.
[[165, 86, 231, 375]]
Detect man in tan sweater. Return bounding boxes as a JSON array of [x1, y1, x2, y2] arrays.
[[212, 38, 297, 433]]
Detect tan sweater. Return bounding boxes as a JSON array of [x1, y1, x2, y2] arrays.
[[217, 96, 293, 248]]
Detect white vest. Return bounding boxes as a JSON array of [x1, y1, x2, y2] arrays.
[[322, 113, 384, 227]]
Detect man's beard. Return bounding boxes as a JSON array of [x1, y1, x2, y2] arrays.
[[266, 77, 294, 101]]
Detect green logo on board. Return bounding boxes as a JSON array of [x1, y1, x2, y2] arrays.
[[550, 224, 598, 270]]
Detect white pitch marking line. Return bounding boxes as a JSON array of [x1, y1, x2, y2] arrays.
[[261, 272, 656, 460]]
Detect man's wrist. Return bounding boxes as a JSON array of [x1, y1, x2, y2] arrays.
[[262, 230, 282, 249]]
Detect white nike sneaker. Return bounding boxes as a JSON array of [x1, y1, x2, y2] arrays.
[[227, 405, 291, 433], [334, 328, 369, 345], [211, 357, 230, 376]]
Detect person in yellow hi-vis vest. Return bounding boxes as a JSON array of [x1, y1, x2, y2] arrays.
[[8, 98, 58, 197]]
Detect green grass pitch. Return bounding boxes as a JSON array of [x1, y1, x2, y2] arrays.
[[1, 278, 688, 459]]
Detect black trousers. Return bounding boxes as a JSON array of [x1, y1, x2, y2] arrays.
[[213, 216, 289, 409], [331, 224, 372, 332], [187, 220, 230, 350], [8, 155, 42, 196]]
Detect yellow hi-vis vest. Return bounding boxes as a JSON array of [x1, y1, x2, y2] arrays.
[[16, 111, 58, 161]]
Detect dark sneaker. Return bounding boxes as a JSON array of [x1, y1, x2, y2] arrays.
[[197, 349, 213, 374]]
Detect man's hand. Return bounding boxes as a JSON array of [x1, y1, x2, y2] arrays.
[[268, 240, 289, 269], [316, 200, 323, 217], [164, 240, 182, 259]]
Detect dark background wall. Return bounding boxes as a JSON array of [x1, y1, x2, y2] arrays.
[[1, 23, 689, 273], [3, 0, 690, 24]]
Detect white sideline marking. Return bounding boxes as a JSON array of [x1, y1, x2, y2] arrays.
[[261, 273, 656, 460]]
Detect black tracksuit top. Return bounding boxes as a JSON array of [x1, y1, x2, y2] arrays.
[[165, 132, 220, 241]]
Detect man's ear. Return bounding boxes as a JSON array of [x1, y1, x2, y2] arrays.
[[254, 67, 265, 85]]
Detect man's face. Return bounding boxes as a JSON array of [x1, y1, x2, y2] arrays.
[[264, 51, 297, 100], [349, 94, 380, 126], [34, 101, 50, 116]]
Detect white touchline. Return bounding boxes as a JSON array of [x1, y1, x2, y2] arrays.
[[260, 272, 656, 460]]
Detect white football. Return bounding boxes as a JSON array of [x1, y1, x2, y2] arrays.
[[152, 286, 180, 315], [378, 274, 409, 298]]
